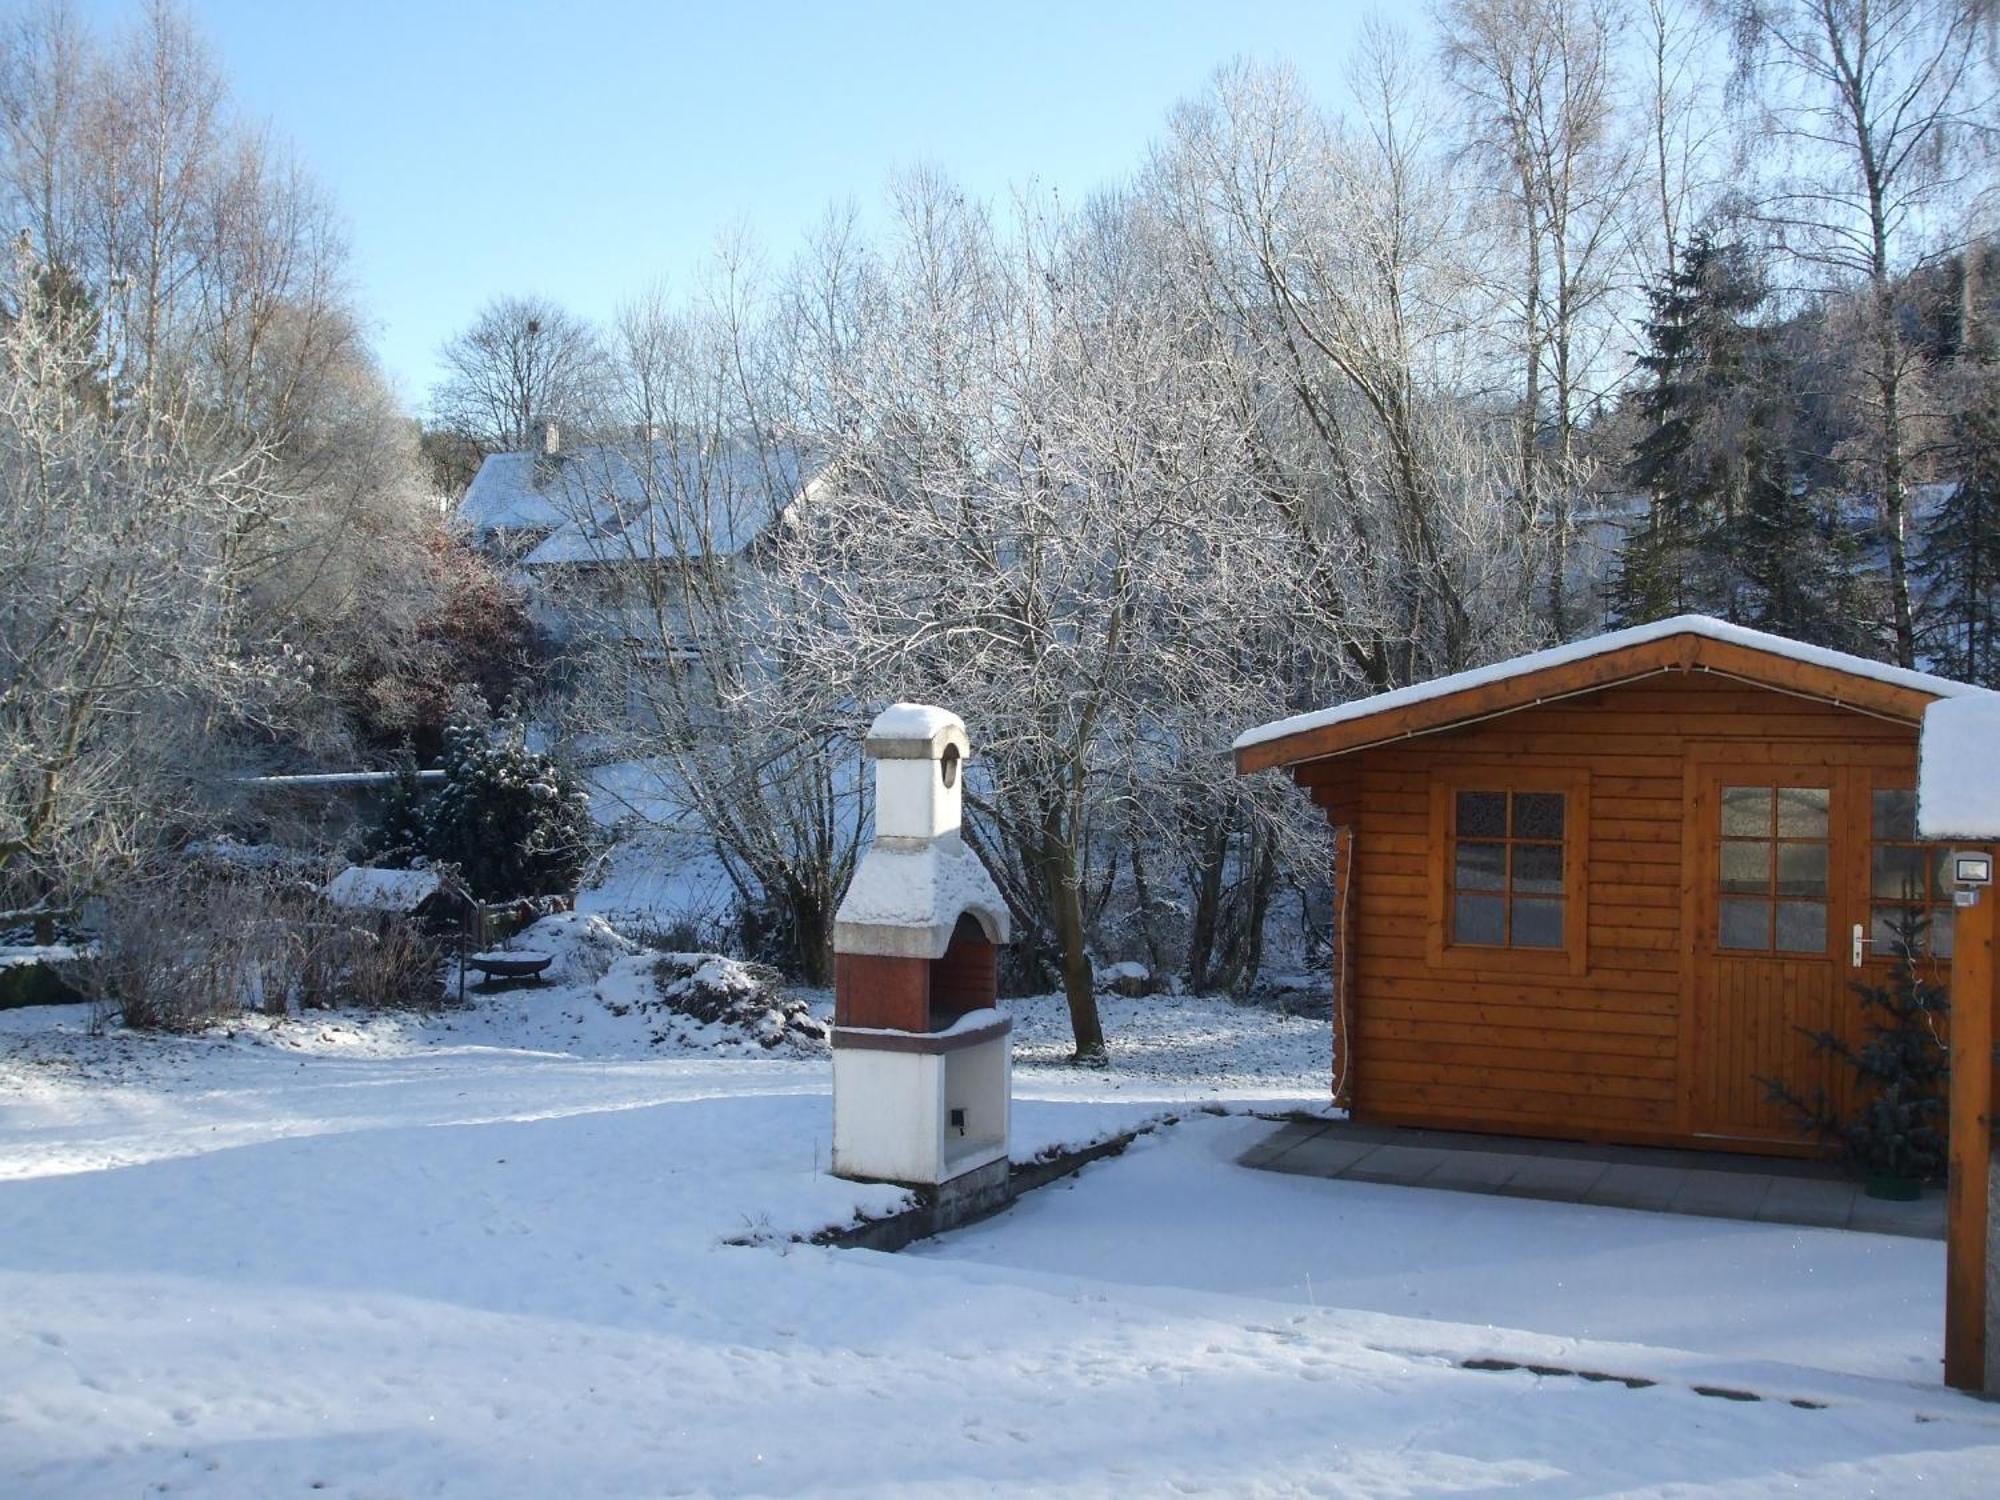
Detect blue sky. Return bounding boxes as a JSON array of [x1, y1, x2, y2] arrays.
[[109, 2, 1405, 409]]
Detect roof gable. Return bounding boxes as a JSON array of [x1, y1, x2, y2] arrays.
[[1235, 615, 1994, 774]]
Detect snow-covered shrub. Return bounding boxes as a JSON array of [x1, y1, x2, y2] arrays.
[[415, 719, 595, 902], [594, 951, 826, 1055], [86, 870, 279, 1030], [332, 919, 447, 1013], [85, 865, 445, 1029]]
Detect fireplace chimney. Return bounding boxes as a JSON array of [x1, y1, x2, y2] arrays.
[[829, 703, 1013, 1210]]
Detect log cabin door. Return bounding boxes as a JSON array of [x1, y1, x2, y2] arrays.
[[1685, 756, 1952, 1146]]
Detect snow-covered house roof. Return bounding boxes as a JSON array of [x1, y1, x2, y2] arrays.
[[456, 438, 823, 567], [1236, 614, 1996, 772], [1918, 695, 2000, 839]]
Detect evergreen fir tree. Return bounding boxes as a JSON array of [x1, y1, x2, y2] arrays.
[[1759, 914, 1950, 1185], [1615, 230, 1861, 639], [423, 716, 595, 901], [1730, 472, 1871, 652], [357, 750, 432, 866], [1616, 231, 1756, 624]]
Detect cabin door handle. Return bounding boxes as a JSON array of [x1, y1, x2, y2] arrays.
[[1850, 923, 1873, 968]]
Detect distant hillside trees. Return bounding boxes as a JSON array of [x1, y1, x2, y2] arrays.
[[1722, 0, 1997, 667]]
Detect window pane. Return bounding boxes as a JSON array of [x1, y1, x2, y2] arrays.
[[1456, 791, 1505, 838], [1511, 842, 1564, 894], [1512, 792, 1564, 839], [1871, 846, 1928, 901], [1721, 786, 1771, 837], [1720, 839, 1770, 895], [1932, 847, 1956, 894], [1775, 900, 1826, 953], [1454, 894, 1505, 946], [1456, 841, 1506, 891], [1872, 789, 1917, 841], [1776, 842, 1828, 899], [1511, 898, 1564, 948], [1871, 906, 1923, 957], [1720, 898, 1771, 950], [1932, 904, 1955, 960], [1776, 787, 1830, 838]]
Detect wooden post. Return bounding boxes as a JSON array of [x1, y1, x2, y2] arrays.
[[1331, 825, 1355, 1109], [1946, 846, 1997, 1393]]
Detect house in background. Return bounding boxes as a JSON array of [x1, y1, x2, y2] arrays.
[[454, 420, 829, 651], [1235, 615, 1996, 1155]]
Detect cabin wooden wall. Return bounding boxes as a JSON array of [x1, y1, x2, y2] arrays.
[[1295, 671, 1922, 1150]]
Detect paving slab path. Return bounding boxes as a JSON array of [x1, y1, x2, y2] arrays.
[[1242, 1119, 1946, 1239]]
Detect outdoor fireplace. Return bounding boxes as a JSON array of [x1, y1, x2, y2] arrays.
[[831, 704, 1012, 1203]]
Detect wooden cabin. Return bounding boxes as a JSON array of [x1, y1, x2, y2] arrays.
[[1235, 615, 1999, 1155]]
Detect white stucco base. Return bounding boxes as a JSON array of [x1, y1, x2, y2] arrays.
[[831, 1031, 1011, 1188]]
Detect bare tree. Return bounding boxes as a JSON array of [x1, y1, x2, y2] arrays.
[[0, 0, 91, 273], [430, 293, 611, 453], [1153, 50, 1540, 689], [0, 245, 291, 917], [551, 255, 862, 985], [0, 0, 441, 768], [759, 166, 1347, 1056], [1723, 0, 1998, 665], [1638, 0, 1730, 282], [1438, 0, 1639, 638]]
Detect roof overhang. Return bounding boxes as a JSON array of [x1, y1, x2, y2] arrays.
[[1235, 617, 1982, 775]]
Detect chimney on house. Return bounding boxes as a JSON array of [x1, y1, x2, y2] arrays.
[[529, 416, 561, 488]]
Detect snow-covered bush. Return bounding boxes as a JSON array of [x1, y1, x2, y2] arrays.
[[648, 953, 826, 1051], [357, 756, 432, 868], [84, 866, 444, 1030], [591, 950, 826, 1055], [406, 720, 595, 902]]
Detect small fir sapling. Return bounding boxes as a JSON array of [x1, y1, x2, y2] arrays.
[[358, 750, 431, 867], [1758, 911, 1949, 1184], [418, 714, 596, 902]]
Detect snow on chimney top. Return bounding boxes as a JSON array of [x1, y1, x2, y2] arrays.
[[530, 416, 560, 456]]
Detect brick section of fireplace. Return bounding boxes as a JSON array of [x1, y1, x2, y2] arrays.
[[834, 914, 997, 1032]]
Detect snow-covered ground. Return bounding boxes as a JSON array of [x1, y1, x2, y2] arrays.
[[3, 982, 1996, 1496], [921, 1115, 1947, 1382]]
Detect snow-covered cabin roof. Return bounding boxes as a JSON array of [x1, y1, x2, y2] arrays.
[[456, 438, 821, 566], [321, 867, 443, 914], [1235, 615, 1995, 772], [1918, 695, 2000, 839]]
